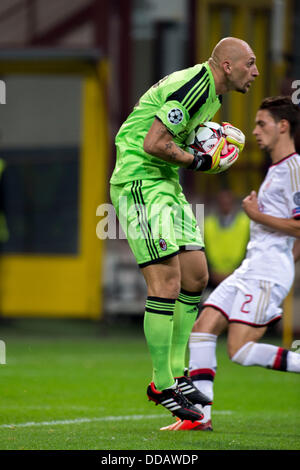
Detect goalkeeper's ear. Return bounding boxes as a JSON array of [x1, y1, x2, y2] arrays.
[[222, 122, 245, 153]]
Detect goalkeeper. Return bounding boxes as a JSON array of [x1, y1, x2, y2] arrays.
[[110, 37, 259, 421]]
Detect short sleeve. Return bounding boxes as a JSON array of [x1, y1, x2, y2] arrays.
[[290, 191, 300, 219], [283, 159, 300, 219], [155, 100, 190, 137]]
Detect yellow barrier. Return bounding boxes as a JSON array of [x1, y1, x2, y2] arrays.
[[0, 57, 109, 319]]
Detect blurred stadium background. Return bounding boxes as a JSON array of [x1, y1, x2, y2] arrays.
[[0, 0, 299, 343]]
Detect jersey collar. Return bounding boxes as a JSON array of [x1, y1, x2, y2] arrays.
[[270, 152, 297, 167], [205, 62, 217, 100]]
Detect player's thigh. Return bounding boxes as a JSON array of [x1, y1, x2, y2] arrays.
[[174, 187, 204, 252], [179, 249, 209, 292], [110, 180, 181, 267], [192, 306, 228, 335], [227, 323, 267, 358], [141, 254, 181, 298], [196, 272, 238, 333]]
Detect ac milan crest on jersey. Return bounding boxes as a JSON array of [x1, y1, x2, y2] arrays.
[[262, 177, 273, 191], [159, 238, 167, 251]]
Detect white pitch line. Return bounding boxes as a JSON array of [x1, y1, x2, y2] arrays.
[[0, 410, 232, 430]]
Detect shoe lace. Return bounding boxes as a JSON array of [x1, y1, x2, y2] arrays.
[[171, 388, 193, 408], [183, 376, 194, 387], [179, 376, 211, 405]]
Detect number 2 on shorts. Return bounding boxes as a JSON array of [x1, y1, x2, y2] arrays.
[[240, 294, 253, 313]]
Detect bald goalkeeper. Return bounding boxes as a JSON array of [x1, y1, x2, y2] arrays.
[[110, 37, 259, 421]]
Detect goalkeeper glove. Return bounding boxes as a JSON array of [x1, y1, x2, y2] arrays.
[[187, 136, 226, 171], [205, 142, 239, 174], [222, 122, 245, 153]]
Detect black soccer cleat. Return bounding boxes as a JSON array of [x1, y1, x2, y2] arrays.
[[146, 381, 204, 422], [175, 369, 212, 407]]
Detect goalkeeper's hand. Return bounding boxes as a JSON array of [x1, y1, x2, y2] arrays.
[[187, 136, 226, 171], [205, 142, 239, 174], [222, 122, 245, 153]]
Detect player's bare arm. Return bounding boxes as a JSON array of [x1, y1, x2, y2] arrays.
[[293, 239, 300, 262], [242, 190, 300, 238], [143, 118, 194, 167]]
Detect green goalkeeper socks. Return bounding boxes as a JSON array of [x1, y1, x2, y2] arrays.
[[171, 289, 202, 378], [143, 296, 176, 391], [143, 291, 201, 390]]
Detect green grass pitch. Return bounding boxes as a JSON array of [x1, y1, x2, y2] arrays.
[[0, 318, 299, 451]]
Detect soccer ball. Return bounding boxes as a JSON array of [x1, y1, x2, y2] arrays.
[[185, 121, 240, 174], [185, 121, 224, 156]]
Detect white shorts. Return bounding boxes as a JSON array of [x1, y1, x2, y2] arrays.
[[203, 273, 288, 326]]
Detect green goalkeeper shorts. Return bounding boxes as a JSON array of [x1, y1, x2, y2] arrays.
[[110, 179, 204, 268]]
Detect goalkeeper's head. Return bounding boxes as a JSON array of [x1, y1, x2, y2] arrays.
[[208, 37, 259, 94]]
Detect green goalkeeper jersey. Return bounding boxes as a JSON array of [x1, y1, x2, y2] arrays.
[[110, 61, 222, 185]]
